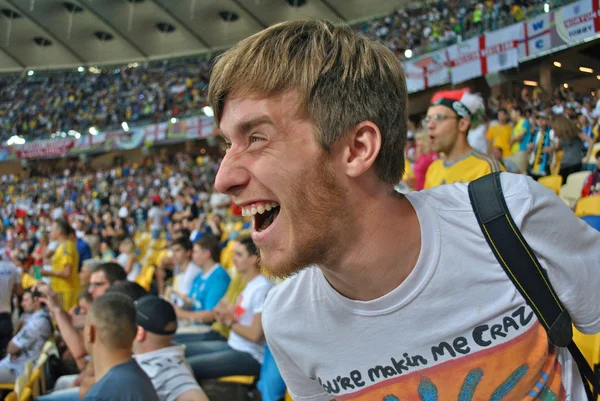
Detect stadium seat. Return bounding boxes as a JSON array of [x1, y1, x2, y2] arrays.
[[218, 376, 256, 385], [284, 391, 293, 401], [581, 215, 600, 232], [27, 368, 40, 397], [538, 175, 563, 195], [3, 392, 16, 401], [34, 353, 48, 395], [575, 195, 600, 217], [135, 265, 156, 291], [566, 171, 592, 189], [559, 184, 580, 208]]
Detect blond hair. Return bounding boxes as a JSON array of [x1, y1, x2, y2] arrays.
[[208, 20, 409, 184], [414, 130, 433, 154]]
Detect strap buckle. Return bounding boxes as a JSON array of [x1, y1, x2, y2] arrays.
[[548, 310, 573, 347]]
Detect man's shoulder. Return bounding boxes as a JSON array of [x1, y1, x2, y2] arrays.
[[419, 173, 533, 212]]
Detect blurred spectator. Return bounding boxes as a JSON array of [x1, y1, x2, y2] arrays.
[[412, 131, 438, 191], [133, 296, 208, 401], [42, 219, 79, 310], [185, 236, 273, 380], [0, 289, 52, 384], [582, 150, 600, 197], [552, 115, 594, 182], [81, 293, 159, 401]]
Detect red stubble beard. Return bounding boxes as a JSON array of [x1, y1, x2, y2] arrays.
[[259, 153, 352, 279]]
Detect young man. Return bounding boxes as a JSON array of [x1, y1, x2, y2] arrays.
[[487, 108, 513, 158], [82, 293, 159, 401], [166, 238, 202, 305], [0, 289, 52, 384], [133, 296, 208, 401], [424, 89, 504, 188], [88, 262, 127, 300], [43, 219, 79, 310], [0, 256, 21, 359], [173, 236, 230, 324], [528, 112, 556, 179], [510, 105, 532, 154], [210, 20, 600, 401]]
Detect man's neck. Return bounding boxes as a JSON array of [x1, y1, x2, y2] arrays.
[[320, 188, 421, 302], [180, 260, 191, 273], [203, 261, 218, 275], [243, 269, 260, 283], [444, 140, 473, 164], [93, 347, 132, 383]]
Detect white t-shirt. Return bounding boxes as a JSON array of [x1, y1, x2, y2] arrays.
[[263, 173, 600, 401], [148, 207, 164, 230], [175, 262, 202, 298], [229, 275, 273, 364], [0, 308, 52, 376], [0, 261, 20, 314], [468, 124, 488, 154], [117, 253, 141, 282], [134, 345, 205, 401]]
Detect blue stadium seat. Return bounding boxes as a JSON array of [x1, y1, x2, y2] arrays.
[[581, 215, 600, 232]]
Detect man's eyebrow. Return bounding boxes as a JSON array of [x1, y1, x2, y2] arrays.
[[220, 116, 274, 141]]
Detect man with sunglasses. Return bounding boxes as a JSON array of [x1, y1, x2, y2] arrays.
[[424, 89, 504, 189]]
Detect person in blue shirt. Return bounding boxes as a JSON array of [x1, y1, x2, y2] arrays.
[[71, 230, 92, 272], [174, 235, 230, 324]]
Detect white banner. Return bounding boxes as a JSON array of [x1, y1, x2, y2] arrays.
[[522, 13, 553, 57], [404, 62, 426, 93], [555, 0, 599, 43], [448, 37, 482, 84], [404, 49, 450, 93], [448, 28, 519, 84], [483, 25, 521, 74]]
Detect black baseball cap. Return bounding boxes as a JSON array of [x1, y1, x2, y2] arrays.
[[135, 295, 177, 335]]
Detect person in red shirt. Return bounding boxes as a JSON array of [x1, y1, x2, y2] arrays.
[[581, 150, 600, 198], [413, 130, 439, 191]]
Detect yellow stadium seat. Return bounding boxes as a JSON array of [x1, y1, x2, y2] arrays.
[[18, 388, 31, 401], [14, 375, 27, 401], [0, 382, 14, 391], [135, 265, 156, 291], [217, 376, 256, 385], [35, 353, 48, 394], [3, 392, 16, 401], [220, 240, 236, 270], [566, 171, 592, 189], [575, 195, 600, 217], [284, 390, 293, 401], [538, 175, 563, 195], [27, 369, 40, 397]]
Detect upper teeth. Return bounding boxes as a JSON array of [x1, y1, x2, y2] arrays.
[[241, 202, 279, 217]]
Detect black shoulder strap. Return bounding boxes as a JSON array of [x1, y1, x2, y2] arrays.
[[468, 172, 600, 400]]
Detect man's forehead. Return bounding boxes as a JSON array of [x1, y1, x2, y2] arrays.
[[219, 92, 302, 135]]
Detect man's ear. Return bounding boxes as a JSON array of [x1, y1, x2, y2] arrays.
[[338, 121, 382, 178], [135, 326, 145, 342], [87, 323, 96, 345], [458, 118, 471, 134]]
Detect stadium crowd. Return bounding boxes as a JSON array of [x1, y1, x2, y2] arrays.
[[355, 0, 573, 58], [0, 59, 212, 142]]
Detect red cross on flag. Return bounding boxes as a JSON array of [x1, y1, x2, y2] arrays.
[[448, 26, 521, 85]]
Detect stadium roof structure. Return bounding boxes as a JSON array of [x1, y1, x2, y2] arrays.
[[0, 0, 410, 72]]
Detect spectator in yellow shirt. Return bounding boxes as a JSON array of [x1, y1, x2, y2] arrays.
[[487, 108, 513, 158], [42, 219, 79, 310], [424, 89, 504, 189]]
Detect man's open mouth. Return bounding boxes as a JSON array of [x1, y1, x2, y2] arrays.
[[241, 202, 281, 232]]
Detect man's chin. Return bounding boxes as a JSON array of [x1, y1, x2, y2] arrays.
[[259, 249, 307, 280]]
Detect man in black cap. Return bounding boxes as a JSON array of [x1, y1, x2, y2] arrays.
[[133, 296, 208, 401]]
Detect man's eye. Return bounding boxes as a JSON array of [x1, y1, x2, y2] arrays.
[[250, 136, 263, 143]]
